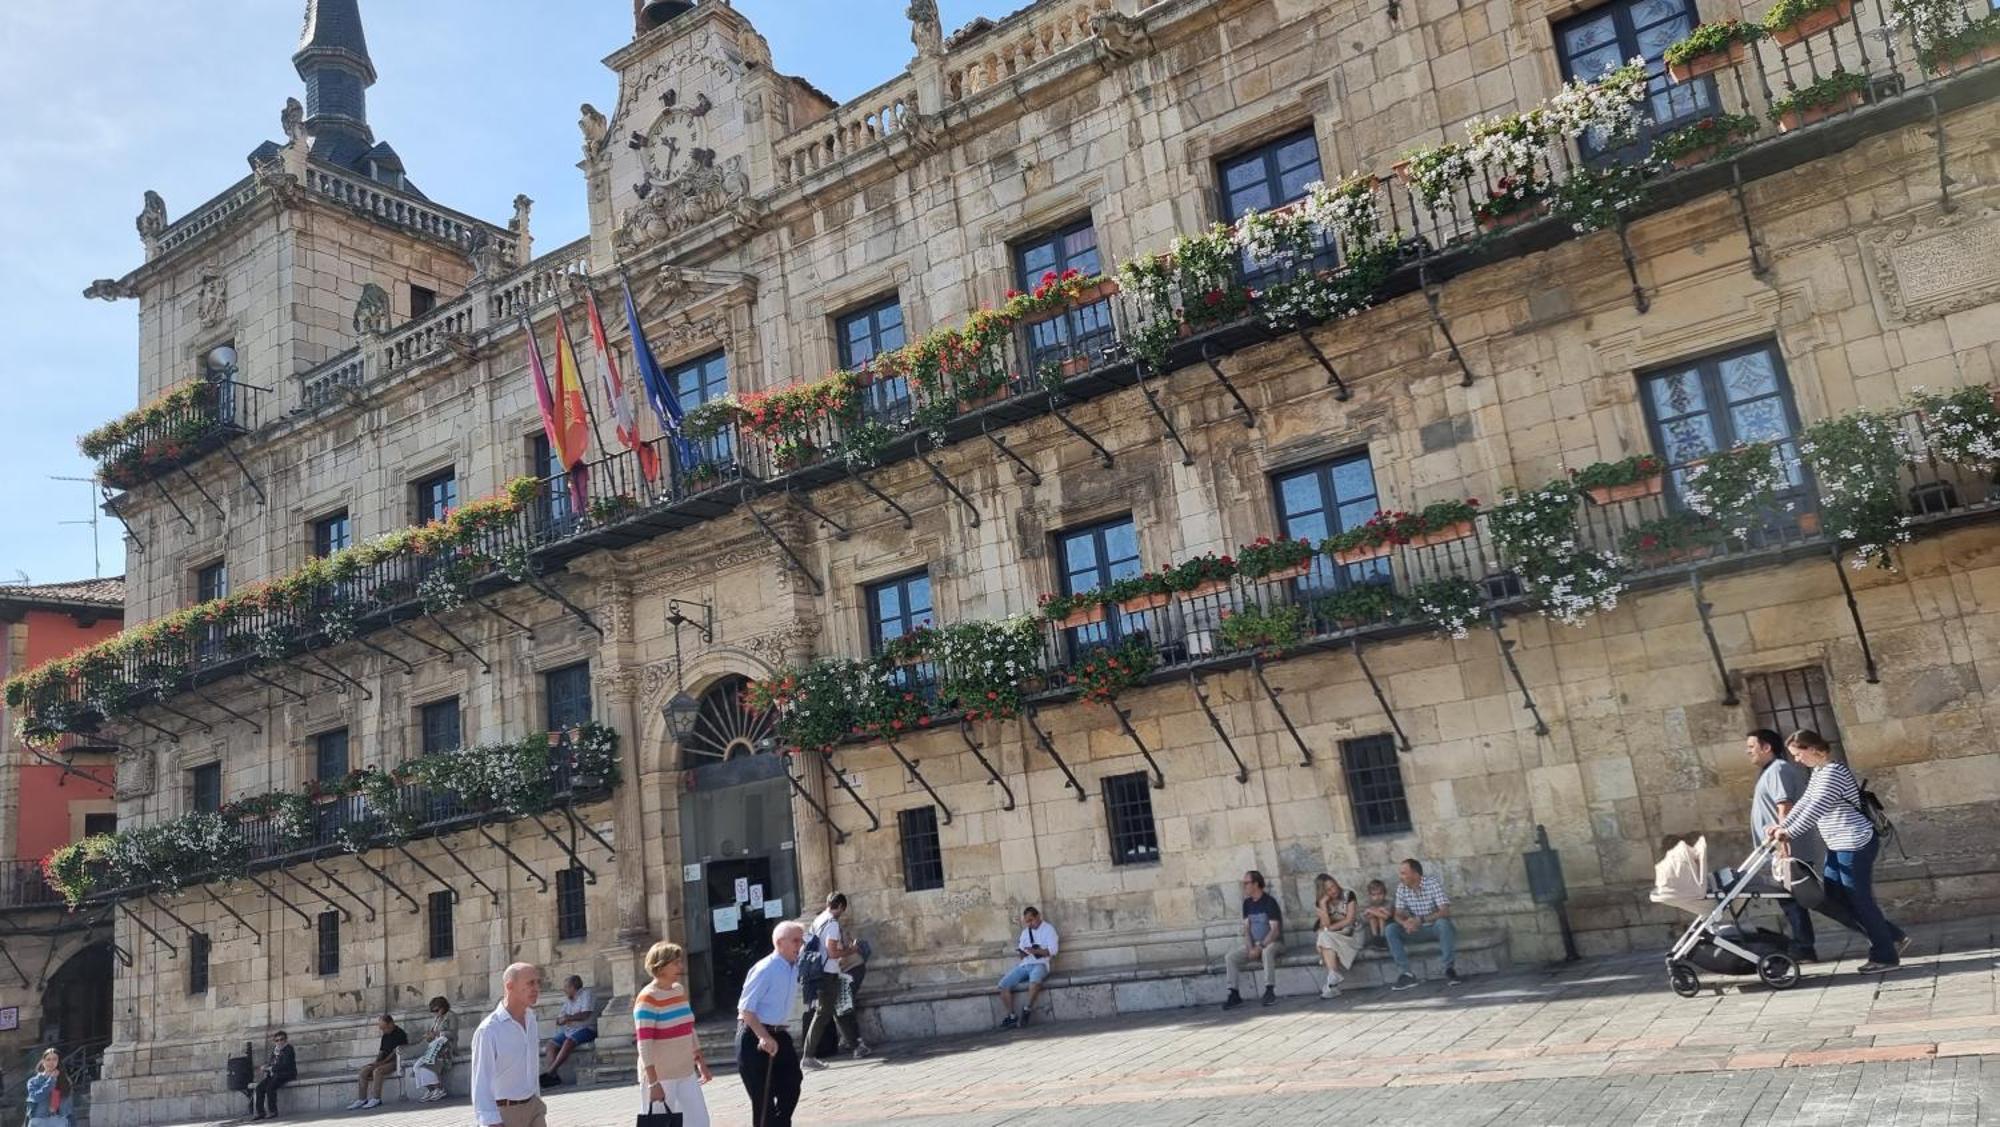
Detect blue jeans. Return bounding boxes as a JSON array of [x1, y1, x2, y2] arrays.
[[1384, 918, 1457, 975], [1822, 836, 1903, 964]]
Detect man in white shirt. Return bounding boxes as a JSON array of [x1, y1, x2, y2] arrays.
[[738, 920, 807, 1127], [539, 974, 597, 1086], [997, 906, 1059, 1029], [471, 962, 545, 1127], [801, 892, 866, 1068]]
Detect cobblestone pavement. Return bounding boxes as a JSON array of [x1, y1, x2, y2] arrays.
[[172, 917, 1998, 1126]]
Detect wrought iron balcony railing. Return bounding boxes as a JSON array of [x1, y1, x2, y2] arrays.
[[85, 379, 262, 494]]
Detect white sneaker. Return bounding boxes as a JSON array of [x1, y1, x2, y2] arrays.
[[801, 1056, 827, 1071], [850, 1040, 871, 1060], [346, 1101, 366, 1110], [360, 1099, 381, 1109]]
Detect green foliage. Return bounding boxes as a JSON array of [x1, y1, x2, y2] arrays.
[[1314, 582, 1405, 626], [1769, 70, 1869, 121], [1651, 114, 1763, 165], [1799, 407, 1913, 569], [1663, 19, 1764, 66], [1764, 0, 1848, 32], [1218, 603, 1306, 652], [1570, 454, 1665, 491]]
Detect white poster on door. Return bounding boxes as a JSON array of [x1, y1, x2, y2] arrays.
[[682, 863, 702, 883], [733, 877, 750, 904], [712, 905, 741, 933], [762, 897, 784, 918], [748, 884, 765, 909]]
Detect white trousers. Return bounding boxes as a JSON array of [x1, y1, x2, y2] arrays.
[[642, 1076, 711, 1127]]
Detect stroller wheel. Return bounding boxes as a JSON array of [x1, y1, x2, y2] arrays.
[[1757, 952, 1800, 990], [1668, 962, 1701, 998]]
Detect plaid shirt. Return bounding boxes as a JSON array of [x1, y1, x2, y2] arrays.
[[1394, 874, 1451, 919]]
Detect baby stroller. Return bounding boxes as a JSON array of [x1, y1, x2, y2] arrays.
[[1650, 837, 1818, 997]]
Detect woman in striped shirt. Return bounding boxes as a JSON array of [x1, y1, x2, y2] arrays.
[[635, 939, 711, 1126], [1767, 730, 1907, 973]]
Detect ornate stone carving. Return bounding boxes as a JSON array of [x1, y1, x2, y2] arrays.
[[84, 278, 138, 301], [908, 0, 944, 56], [115, 746, 156, 801], [579, 102, 609, 158], [443, 331, 482, 362], [195, 269, 227, 328], [744, 622, 821, 669], [1862, 207, 2000, 324], [353, 282, 391, 335], [468, 228, 507, 282], [615, 152, 758, 256], [136, 190, 167, 242], [280, 96, 308, 148], [1092, 11, 1150, 58], [252, 158, 306, 206]]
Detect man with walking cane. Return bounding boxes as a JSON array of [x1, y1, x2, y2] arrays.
[[737, 920, 807, 1127]]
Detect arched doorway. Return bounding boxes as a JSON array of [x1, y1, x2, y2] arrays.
[[676, 676, 799, 1016], [42, 942, 113, 1057]]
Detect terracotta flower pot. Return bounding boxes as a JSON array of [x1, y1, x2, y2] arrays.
[[1332, 543, 1394, 566], [1931, 42, 2000, 76], [1186, 578, 1233, 600], [1670, 142, 1724, 170], [1081, 277, 1121, 301], [1769, 0, 1853, 48], [1776, 88, 1864, 133], [1407, 520, 1476, 549], [1477, 202, 1547, 231], [1056, 603, 1106, 630], [1585, 475, 1665, 505], [1668, 41, 1746, 83], [1061, 354, 1092, 377], [1640, 545, 1716, 567], [1256, 561, 1315, 583], [1117, 591, 1170, 614], [1796, 511, 1822, 536]]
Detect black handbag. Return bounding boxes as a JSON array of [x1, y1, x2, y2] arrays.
[[637, 1106, 683, 1127]]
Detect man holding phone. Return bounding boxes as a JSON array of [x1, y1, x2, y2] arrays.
[[996, 906, 1059, 1029]]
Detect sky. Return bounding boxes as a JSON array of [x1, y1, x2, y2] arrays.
[[0, 0, 995, 588]]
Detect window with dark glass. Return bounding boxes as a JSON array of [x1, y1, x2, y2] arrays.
[[427, 890, 454, 959], [314, 728, 351, 784], [195, 561, 228, 603], [867, 570, 935, 698], [1341, 734, 1412, 836], [531, 434, 573, 530], [670, 350, 734, 468], [1056, 515, 1144, 650], [84, 812, 118, 837], [556, 866, 588, 940], [545, 663, 593, 732], [189, 762, 222, 815], [415, 469, 458, 524], [1639, 341, 1805, 523], [1102, 772, 1161, 866], [421, 698, 462, 755], [312, 511, 351, 558], [1556, 0, 1710, 157], [1014, 218, 1115, 379], [1218, 128, 1332, 279], [1273, 453, 1391, 597], [836, 298, 908, 421], [897, 806, 946, 892], [409, 284, 437, 319], [189, 932, 211, 994], [316, 911, 341, 975], [1747, 667, 1845, 761]]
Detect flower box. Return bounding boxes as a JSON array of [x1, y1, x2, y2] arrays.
[[1797, 511, 1822, 536], [1668, 41, 1746, 83], [1478, 202, 1547, 232], [1669, 143, 1725, 170], [1775, 88, 1864, 132], [1056, 603, 1107, 630], [1060, 354, 1092, 377], [1262, 561, 1315, 582], [1931, 42, 2000, 75], [1638, 545, 1717, 567], [1185, 578, 1233, 600], [1768, 0, 1852, 48], [1406, 520, 1475, 549], [1333, 543, 1394, 565], [1117, 591, 1171, 614], [1585, 475, 1665, 505]]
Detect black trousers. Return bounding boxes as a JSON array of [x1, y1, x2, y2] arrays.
[[252, 1075, 289, 1115], [735, 1026, 800, 1127]]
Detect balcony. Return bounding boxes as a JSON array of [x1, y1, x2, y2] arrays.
[[0, 859, 65, 911], [81, 379, 261, 493]]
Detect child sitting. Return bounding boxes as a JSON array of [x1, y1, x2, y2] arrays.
[[1361, 879, 1395, 947]]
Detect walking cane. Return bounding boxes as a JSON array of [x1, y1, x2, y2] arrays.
[[759, 1036, 777, 1126]]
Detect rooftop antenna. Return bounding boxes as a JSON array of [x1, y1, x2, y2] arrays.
[[50, 476, 103, 578]]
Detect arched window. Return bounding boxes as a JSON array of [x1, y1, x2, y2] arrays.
[[679, 674, 777, 769]]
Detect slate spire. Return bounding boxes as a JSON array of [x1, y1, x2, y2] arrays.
[[293, 0, 377, 170]]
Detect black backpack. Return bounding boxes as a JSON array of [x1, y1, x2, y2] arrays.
[[1851, 777, 1903, 856], [796, 931, 827, 989]]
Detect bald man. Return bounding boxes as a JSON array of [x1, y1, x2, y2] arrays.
[[472, 962, 546, 1127], [737, 919, 807, 1127]]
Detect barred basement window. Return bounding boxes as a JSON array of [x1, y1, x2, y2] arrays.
[[1747, 667, 1845, 760], [188, 932, 211, 995], [898, 806, 945, 892], [1102, 772, 1160, 866], [1341, 734, 1412, 836], [427, 890, 454, 959], [556, 866, 588, 941], [316, 911, 340, 976]]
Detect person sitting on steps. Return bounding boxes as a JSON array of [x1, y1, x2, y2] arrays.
[[1223, 870, 1283, 1009], [1312, 873, 1363, 999], [1387, 858, 1462, 989], [540, 975, 598, 1087], [348, 1013, 408, 1111], [1361, 879, 1394, 947], [997, 906, 1059, 1029]]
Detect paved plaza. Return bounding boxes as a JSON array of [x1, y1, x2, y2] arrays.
[[170, 916, 1997, 1127]]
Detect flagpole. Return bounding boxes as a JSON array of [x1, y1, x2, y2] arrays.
[[553, 287, 615, 460]]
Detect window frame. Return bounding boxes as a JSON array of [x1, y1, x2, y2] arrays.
[[189, 762, 222, 815], [834, 296, 908, 421], [1637, 339, 1809, 520], [544, 663, 593, 733], [1215, 126, 1325, 223], [1102, 771, 1161, 866], [316, 910, 341, 976], [189, 931, 212, 995], [420, 697, 462, 756], [1340, 733, 1413, 837], [668, 349, 734, 467], [409, 284, 438, 319], [555, 865, 588, 941], [1553, 0, 1714, 159], [83, 811, 119, 837], [1054, 514, 1145, 651], [1746, 666, 1846, 762], [427, 889, 455, 959], [1270, 450, 1393, 596], [313, 728, 351, 784], [414, 468, 458, 524], [311, 510, 351, 558], [1012, 217, 1115, 377], [897, 805, 946, 892], [194, 561, 229, 604]]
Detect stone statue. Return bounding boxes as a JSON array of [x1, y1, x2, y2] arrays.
[[468, 228, 507, 282], [84, 278, 138, 301], [1092, 11, 1149, 59], [136, 190, 167, 242], [280, 97, 308, 148], [352, 282, 391, 335], [196, 271, 227, 328], [510, 194, 534, 234], [909, 0, 944, 56], [579, 102, 609, 153]]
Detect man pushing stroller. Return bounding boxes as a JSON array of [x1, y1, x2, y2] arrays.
[[1744, 730, 1823, 961]]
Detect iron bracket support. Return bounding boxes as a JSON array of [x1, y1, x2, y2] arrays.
[[530, 814, 596, 884], [354, 633, 415, 675], [437, 834, 502, 904], [1297, 328, 1350, 400], [153, 477, 196, 532], [104, 488, 145, 554], [1199, 343, 1256, 428], [472, 595, 535, 639], [1251, 657, 1313, 767], [220, 443, 267, 506], [1615, 222, 1650, 314], [392, 842, 459, 903], [143, 893, 198, 934], [823, 755, 882, 832], [958, 721, 1016, 811], [1831, 548, 1881, 684], [917, 443, 981, 527], [350, 850, 422, 913], [1134, 362, 1195, 466], [1728, 162, 1770, 278], [741, 485, 824, 595], [393, 621, 458, 662], [1110, 705, 1166, 789], [785, 487, 850, 541], [122, 711, 183, 743], [519, 569, 603, 637], [1024, 707, 1087, 801], [109, 942, 134, 968], [281, 656, 349, 694], [1488, 611, 1551, 736], [117, 903, 178, 957], [279, 866, 350, 923], [0, 942, 24, 990], [176, 463, 226, 519], [311, 861, 379, 923], [1689, 571, 1739, 705], [564, 805, 616, 857], [245, 669, 310, 704], [1189, 672, 1250, 784], [1420, 265, 1476, 387], [981, 419, 1041, 486], [1349, 638, 1412, 752], [200, 884, 262, 944], [1928, 95, 1955, 214], [149, 698, 214, 735], [243, 870, 313, 928], [1050, 402, 1115, 469], [847, 467, 913, 530], [476, 823, 549, 894], [885, 740, 954, 824], [192, 689, 261, 733], [306, 651, 373, 699], [425, 614, 492, 674], [786, 758, 849, 846]]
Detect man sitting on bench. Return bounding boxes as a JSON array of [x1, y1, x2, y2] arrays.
[[539, 975, 596, 1086], [997, 906, 1058, 1029]]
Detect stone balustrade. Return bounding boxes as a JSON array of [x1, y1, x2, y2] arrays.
[[296, 349, 366, 414], [945, 0, 1115, 102], [487, 237, 592, 322], [154, 177, 262, 257], [777, 74, 920, 185], [304, 165, 515, 256], [381, 293, 476, 372]]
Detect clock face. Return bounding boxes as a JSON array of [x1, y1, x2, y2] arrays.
[[639, 87, 717, 186]]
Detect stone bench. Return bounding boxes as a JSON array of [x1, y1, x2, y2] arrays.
[[858, 930, 1508, 1043]]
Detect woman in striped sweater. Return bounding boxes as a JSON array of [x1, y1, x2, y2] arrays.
[[1766, 730, 1908, 974], [635, 940, 711, 1126]]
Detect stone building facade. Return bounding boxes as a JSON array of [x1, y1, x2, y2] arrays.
[[26, 0, 2000, 1121]]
